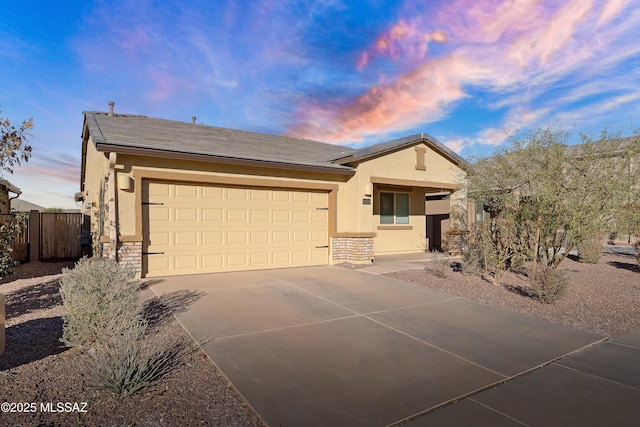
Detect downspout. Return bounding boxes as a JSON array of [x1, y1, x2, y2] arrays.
[[108, 152, 118, 261]]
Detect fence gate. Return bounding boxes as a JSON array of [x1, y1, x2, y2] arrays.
[[39, 213, 83, 260]]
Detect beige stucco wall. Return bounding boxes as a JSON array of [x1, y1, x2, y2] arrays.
[[336, 143, 466, 255], [82, 138, 110, 246], [85, 139, 467, 260]]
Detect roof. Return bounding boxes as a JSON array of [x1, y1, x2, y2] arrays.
[[81, 110, 471, 179], [333, 133, 471, 168], [83, 112, 356, 173], [0, 178, 21, 195], [10, 199, 44, 212]]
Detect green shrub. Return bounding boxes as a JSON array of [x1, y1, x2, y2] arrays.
[[87, 328, 184, 398], [577, 239, 603, 264], [0, 213, 26, 280], [528, 267, 567, 303], [60, 258, 143, 348]]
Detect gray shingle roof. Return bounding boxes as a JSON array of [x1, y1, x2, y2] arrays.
[[334, 133, 471, 168], [84, 112, 356, 172]]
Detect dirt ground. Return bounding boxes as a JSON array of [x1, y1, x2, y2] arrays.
[[0, 250, 638, 426], [0, 261, 264, 427], [387, 251, 640, 337]]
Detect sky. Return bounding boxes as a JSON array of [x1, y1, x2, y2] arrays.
[[1, 0, 640, 208]]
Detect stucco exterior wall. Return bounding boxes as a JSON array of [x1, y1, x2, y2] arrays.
[[82, 138, 110, 250], [336, 143, 466, 255], [84, 138, 468, 265]]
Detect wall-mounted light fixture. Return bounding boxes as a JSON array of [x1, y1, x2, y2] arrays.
[[364, 184, 372, 197], [118, 176, 134, 192]]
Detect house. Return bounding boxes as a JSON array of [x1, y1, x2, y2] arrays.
[[79, 104, 470, 278], [10, 199, 45, 212], [0, 179, 21, 214]]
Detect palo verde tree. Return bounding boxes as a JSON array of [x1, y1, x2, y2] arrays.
[[466, 126, 640, 278], [0, 109, 33, 279]]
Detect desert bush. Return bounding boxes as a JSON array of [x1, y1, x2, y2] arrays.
[[634, 241, 640, 267], [87, 328, 185, 398], [577, 239, 603, 264], [60, 258, 143, 348], [0, 213, 26, 280], [607, 231, 618, 245], [426, 251, 450, 278], [528, 267, 567, 303], [461, 245, 483, 275]]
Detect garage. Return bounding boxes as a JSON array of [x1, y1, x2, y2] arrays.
[[142, 181, 329, 277]]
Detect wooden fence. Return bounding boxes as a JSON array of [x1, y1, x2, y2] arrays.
[[0, 212, 84, 262], [39, 213, 83, 260]]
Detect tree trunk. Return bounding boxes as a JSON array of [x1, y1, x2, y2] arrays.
[[532, 211, 542, 281]]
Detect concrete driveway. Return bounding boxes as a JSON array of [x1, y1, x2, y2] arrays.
[[149, 266, 639, 426]]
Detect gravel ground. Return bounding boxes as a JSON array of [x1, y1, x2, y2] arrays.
[[0, 261, 264, 427], [387, 252, 640, 337]]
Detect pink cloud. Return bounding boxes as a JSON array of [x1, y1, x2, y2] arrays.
[[290, 0, 631, 145], [598, 0, 627, 24], [289, 54, 489, 143], [444, 139, 464, 153], [357, 21, 447, 70], [507, 0, 594, 68]]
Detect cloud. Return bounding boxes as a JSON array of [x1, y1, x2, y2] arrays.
[[356, 20, 447, 69], [288, 53, 491, 143], [288, 0, 638, 145], [598, 0, 627, 24]]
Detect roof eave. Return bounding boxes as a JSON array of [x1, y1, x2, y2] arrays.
[[95, 143, 356, 176]]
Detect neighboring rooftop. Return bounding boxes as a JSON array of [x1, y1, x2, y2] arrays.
[[10, 199, 44, 212], [0, 178, 21, 195]]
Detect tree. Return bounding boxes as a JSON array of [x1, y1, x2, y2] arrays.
[[466, 126, 640, 277], [0, 111, 33, 174], [0, 109, 33, 279]]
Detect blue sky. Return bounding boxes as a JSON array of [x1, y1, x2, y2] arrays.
[[1, 0, 639, 208]]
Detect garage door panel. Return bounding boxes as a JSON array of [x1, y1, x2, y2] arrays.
[[202, 186, 223, 199], [293, 211, 309, 222], [227, 188, 248, 199], [272, 252, 291, 264], [272, 210, 290, 222], [202, 231, 223, 245], [143, 181, 328, 277], [227, 231, 247, 244], [175, 232, 197, 245], [250, 231, 269, 243], [251, 252, 269, 265], [272, 231, 290, 243], [312, 211, 328, 223], [227, 209, 247, 222], [175, 185, 198, 198], [175, 208, 198, 222], [250, 189, 269, 201], [175, 255, 198, 270], [149, 207, 171, 222], [227, 253, 248, 266], [272, 191, 289, 202], [202, 254, 224, 268], [203, 208, 223, 222], [251, 210, 269, 222]]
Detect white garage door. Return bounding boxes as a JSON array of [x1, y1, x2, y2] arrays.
[[142, 181, 329, 277]]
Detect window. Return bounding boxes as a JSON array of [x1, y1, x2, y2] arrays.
[[380, 192, 409, 224]]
